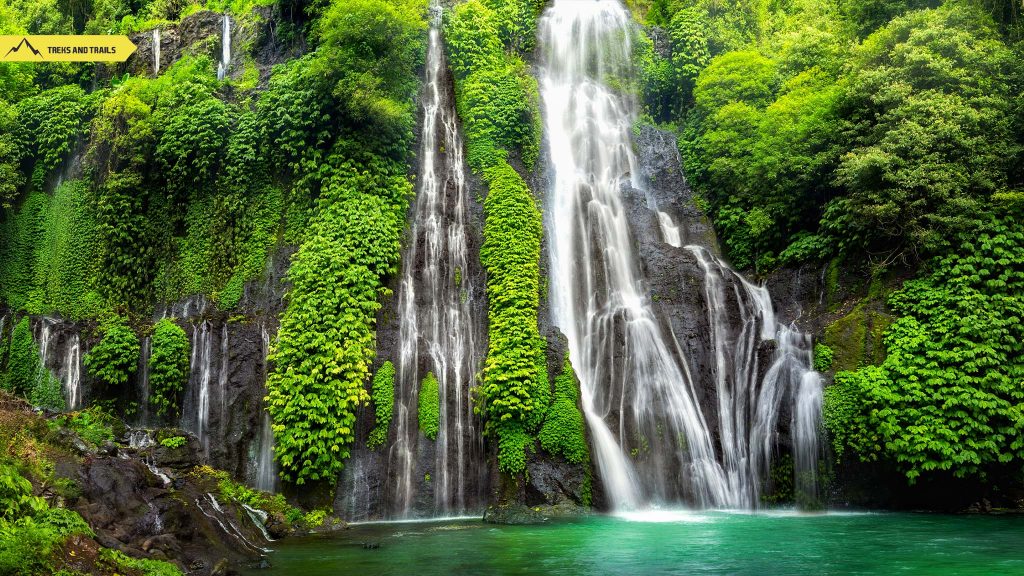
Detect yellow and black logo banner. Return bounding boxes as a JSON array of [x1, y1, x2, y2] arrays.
[[0, 35, 137, 62]]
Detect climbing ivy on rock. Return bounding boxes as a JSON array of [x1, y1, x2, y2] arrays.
[[418, 371, 440, 441], [264, 0, 426, 485], [539, 355, 590, 465], [446, 0, 547, 475], [2, 317, 36, 396], [367, 361, 395, 449], [824, 213, 1024, 482], [148, 318, 190, 419]]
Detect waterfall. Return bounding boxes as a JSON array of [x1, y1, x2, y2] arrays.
[[387, 1, 485, 518], [539, 0, 822, 510], [189, 320, 214, 459], [540, 0, 727, 510], [253, 325, 277, 492], [217, 15, 231, 81], [61, 334, 82, 410], [152, 28, 161, 74], [137, 336, 152, 426]]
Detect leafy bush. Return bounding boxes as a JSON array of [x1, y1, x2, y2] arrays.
[[56, 407, 116, 447], [418, 371, 439, 441], [2, 318, 36, 396], [159, 436, 186, 449], [83, 319, 140, 387], [148, 319, 190, 419], [824, 216, 1024, 481], [367, 361, 395, 449], [812, 343, 834, 373], [539, 356, 589, 465]]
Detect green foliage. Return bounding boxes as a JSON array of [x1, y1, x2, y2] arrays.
[[56, 407, 116, 446], [159, 435, 186, 449], [15, 85, 95, 190], [192, 464, 302, 527], [96, 548, 183, 576], [825, 3, 1018, 262], [538, 356, 590, 465], [148, 319, 190, 419], [445, 0, 541, 170], [477, 163, 546, 474], [83, 319, 139, 387], [418, 371, 439, 441], [30, 369, 65, 412], [824, 216, 1024, 481], [2, 318, 36, 396], [0, 463, 94, 576], [0, 99, 23, 208], [367, 361, 395, 449], [446, 0, 546, 474], [812, 343, 834, 373], [265, 0, 426, 486]]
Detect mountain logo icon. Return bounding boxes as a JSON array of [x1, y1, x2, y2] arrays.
[[4, 37, 42, 59]]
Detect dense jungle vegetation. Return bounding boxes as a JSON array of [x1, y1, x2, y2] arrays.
[[0, 0, 1022, 570]]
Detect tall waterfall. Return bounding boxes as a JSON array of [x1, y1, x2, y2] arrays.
[[253, 325, 277, 492], [189, 320, 215, 459], [386, 2, 485, 518], [216, 15, 231, 81], [152, 28, 161, 75], [539, 0, 822, 510]]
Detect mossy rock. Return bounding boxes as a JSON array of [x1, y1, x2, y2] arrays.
[[824, 303, 892, 372]]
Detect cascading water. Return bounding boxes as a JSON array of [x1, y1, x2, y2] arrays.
[[61, 334, 82, 410], [539, 0, 822, 510], [387, 1, 485, 518], [540, 0, 727, 509], [253, 325, 277, 492], [137, 336, 152, 426], [152, 28, 161, 74], [216, 15, 231, 81], [189, 320, 214, 459]]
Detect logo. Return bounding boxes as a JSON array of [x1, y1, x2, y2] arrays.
[[0, 35, 136, 62], [3, 37, 42, 59]]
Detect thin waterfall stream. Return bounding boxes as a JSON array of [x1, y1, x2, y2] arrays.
[[539, 0, 822, 510], [386, 1, 486, 518]]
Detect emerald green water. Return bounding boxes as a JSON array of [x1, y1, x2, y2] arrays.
[[244, 511, 1024, 575]]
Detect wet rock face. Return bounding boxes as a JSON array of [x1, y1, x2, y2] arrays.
[[71, 455, 269, 574]]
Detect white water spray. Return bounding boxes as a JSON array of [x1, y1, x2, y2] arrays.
[[388, 1, 484, 517], [217, 15, 231, 81], [152, 28, 161, 74]]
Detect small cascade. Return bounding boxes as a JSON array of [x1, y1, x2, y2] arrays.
[[152, 28, 161, 74], [60, 334, 82, 410], [189, 320, 215, 459], [658, 212, 682, 248], [252, 326, 277, 492], [242, 504, 275, 543], [387, 0, 485, 518], [216, 15, 231, 81], [793, 368, 824, 507], [137, 336, 152, 426]]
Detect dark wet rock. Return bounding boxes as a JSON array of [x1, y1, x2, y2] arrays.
[[483, 502, 589, 525], [66, 454, 271, 575]]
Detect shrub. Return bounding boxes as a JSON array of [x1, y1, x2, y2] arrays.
[[367, 361, 395, 449], [418, 371, 439, 441], [538, 356, 590, 465], [83, 319, 140, 387], [148, 319, 190, 419]]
